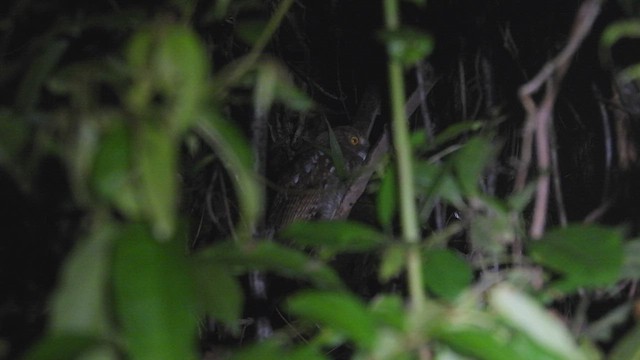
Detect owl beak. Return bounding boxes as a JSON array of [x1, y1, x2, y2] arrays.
[[357, 150, 368, 161]]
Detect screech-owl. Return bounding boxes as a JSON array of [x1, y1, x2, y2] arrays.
[[267, 126, 370, 233]]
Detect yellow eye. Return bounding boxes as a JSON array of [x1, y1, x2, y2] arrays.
[[350, 136, 359, 145]]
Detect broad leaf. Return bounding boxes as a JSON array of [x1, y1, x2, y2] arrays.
[[287, 290, 376, 350], [423, 249, 472, 301], [281, 221, 385, 254], [530, 225, 623, 293], [190, 260, 243, 326], [113, 224, 198, 360]]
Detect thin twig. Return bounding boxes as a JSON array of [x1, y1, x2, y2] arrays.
[[515, 0, 602, 239]]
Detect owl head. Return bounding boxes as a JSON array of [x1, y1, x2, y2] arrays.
[[314, 126, 370, 167]]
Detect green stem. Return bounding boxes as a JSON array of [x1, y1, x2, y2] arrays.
[[383, 0, 426, 311], [214, 0, 295, 96]]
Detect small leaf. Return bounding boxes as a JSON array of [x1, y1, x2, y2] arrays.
[[609, 324, 640, 360], [379, 27, 434, 66], [287, 291, 376, 350], [530, 225, 623, 292], [91, 122, 140, 217], [23, 334, 101, 360], [621, 240, 640, 279], [601, 20, 640, 48], [254, 60, 278, 119], [432, 121, 484, 149], [469, 211, 514, 256], [433, 328, 521, 360], [453, 137, 495, 196], [488, 284, 585, 360], [49, 223, 115, 335], [113, 224, 198, 360], [137, 123, 177, 240], [197, 241, 344, 290], [369, 295, 405, 330], [377, 166, 397, 229], [423, 249, 472, 301], [235, 19, 268, 45], [281, 221, 385, 254], [191, 260, 243, 325], [379, 245, 406, 282]]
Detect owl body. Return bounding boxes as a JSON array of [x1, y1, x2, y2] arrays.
[[268, 126, 369, 232]]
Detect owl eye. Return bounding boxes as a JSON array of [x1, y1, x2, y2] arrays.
[[350, 136, 359, 145]]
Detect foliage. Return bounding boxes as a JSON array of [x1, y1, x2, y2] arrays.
[[1, 1, 639, 360]]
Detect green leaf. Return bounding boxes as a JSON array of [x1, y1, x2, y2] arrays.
[[379, 27, 434, 66], [235, 19, 268, 45], [196, 112, 262, 238], [453, 137, 495, 196], [113, 224, 198, 360], [369, 294, 406, 330], [23, 334, 102, 360], [91, 122, 140, 217], [377, 166, 397, 229], [137, 123, 177, 240], [0, 110, 28, 165], [155, 26, 208, 132], [601, 20, 640, 48], [254, 60, 278, 119], [49, 222, 115, 335], [488, 284, 585, 360], [190, 260, 243, 326], [609, 324, 640, 360], [414, 162, 463, 207], [469, 210, 514, 256], [422, 249, 472, 301], [379, 245, 406, 282], [530, 225, 624, 292], [621, 240, 640, 279], [434, 327, 522, 360], [287, 290, 376, 350], [232, 340, 327, 360], [16, 39, 69, 111], [197, 241, 344, 290], [281, 221, 385, 254], [432, 121, 484, 149], [583, 303, 632, 343]]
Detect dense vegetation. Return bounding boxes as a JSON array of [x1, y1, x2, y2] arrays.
[[2, 0, 640, 359]]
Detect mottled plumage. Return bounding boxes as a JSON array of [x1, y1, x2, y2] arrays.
[[268, 126, 370, 232]]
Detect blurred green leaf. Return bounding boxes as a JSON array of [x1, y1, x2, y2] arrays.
[[469, 210, 514, 256], [232, 339, 327, 360], [24, 334, 102, 360], [434, 327, 521, 360], [16, 39, 69, 111], [453, 137, 495, 196], [274, 77, 314, 112], [530, 225, 623, 292], [155, 26, 208, 132], [488, 284, 585, 360], [281, 221, 385, 254], [583, 303, 632, 343], [91, 121, 140, 217], [0, 110, 28, 165], [197, 241, 344, 290], [601, 20, 640, 48], [254, 60, 278, 119], [287, 290, 376, 350], [196, 112, 262, 238], [621, 240, 640, 279], [369, 294, 405, 330], [137, 123, 177, 240], [235, 20, 268, 45], [432, 121, 483, 149], [377, 166, 397, 229], [379, 27, 434, 66], [191, 260, 243, 326], [49, 222, 115, 335], [379, 244, 406, 282], [423, 249, 472, 301], [414, 162, 463, 207], [113, 224, 198, 360], [609, 323, 640, 360]]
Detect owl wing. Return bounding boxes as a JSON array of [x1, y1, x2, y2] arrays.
[[268, 148, 344, 232]]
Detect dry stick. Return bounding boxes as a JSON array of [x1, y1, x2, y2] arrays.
[[516, 0, 602, 239]]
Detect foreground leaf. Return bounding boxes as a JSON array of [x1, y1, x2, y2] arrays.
[[113, 224, 198, 360], [281, 221, 385, 255], [530, 225, 623, 293], [422, 249, 472, 301], [287, 290, 376, 350]]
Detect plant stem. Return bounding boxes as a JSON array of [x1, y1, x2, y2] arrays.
[[214, 0, 295, 96], [383, 0, 426, 311]]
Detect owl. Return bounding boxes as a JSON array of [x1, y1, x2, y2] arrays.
[[267, 126, 370, 233]]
